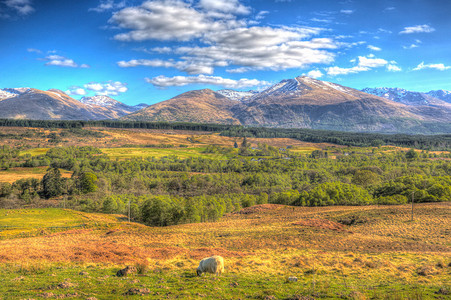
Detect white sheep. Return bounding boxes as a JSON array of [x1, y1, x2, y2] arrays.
[[196, 255, 224, 276]]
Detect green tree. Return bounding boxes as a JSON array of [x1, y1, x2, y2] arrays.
[[41, 167, 64, 199], [405, 148, 419, 161], [78, 172, 98, 194]]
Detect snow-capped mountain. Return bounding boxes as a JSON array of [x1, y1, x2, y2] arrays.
[[362, 87, 451, 106], [248, 76, 364, 102], [80, 95, 120, 107], [427, 90, 451, 103], [80, 95, 148, 115], [0, 88, 30, 100], [216, 89, 258, 101]]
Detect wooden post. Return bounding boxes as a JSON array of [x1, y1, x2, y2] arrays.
[[411, 191, 414, 221]]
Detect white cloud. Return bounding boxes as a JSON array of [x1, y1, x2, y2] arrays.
[[111, 0, 340, 74], [413, 62, 451, 71], [403, 44, 419, 49], [306, 70, 323, 78], [109, 0, 217, 41], [27, 48, 42, 54], [66, 81, 128, 97], [4, 0, 34, 15], [145, 75, 270, 89], [367, 45, 381, 51], [326, 56, 388, 76], [89, 0, 126, 13], [358, 56, 388, 68], [66, 87, 87, 96], [387, 64, 402, 72], [43, 54, 90, 68], [84, 81, 128, 96], [400, 24, 435, 34], [340, 9, 354, 14], [198, 0, 250, 15]]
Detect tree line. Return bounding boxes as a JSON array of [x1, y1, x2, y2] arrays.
[[1, 119, 451, 149]]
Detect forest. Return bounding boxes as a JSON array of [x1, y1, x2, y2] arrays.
[[1, 135, 450, 227]]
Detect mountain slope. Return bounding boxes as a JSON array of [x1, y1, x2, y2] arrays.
[[362, 87, 451, 106], [122, 89, 241, 124], [80, 95, 147, 117], [427, 90, 451, 103], [0, 89, 119, 120], [233, 76, 425, 131]]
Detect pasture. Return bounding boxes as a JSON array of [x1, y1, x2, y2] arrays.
[[0, 203, 449, 299]]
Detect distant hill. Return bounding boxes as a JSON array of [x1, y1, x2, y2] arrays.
[[0, 88, 145, 120], [122, 89, 241, 124]]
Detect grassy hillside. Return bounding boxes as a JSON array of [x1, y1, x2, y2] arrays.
[[0, 204, 449, 299]]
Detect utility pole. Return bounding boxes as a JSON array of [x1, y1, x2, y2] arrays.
[[411, 191, 414, 221]]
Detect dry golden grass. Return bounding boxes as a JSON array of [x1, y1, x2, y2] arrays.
[[0, 204, 449, 298], [0, 167, 72, 183], [0, 126, 336, 150], [0, 203, 448, 266]]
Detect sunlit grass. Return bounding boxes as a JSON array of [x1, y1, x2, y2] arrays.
[[100, 147, 229, 160], [0, 167, 71, 183], [19, 148, 49, 156]]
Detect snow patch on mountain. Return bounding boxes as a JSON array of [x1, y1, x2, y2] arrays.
[[361, 87, 443, 106], [216, 89, 258, 101], [80, 95, 119, 107], [427, 90, 451, 103]]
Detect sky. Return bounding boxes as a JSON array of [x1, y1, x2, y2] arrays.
[[1, 0, 451, 106]]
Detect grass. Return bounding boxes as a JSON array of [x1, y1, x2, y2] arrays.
[[0, 167, 72, 183], [19, 148, 49, 156], [0, 204, 449, 298], [100, 147, 230, 160]]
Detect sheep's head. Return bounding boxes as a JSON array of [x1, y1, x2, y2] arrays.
[[196, 268, 202, 276]]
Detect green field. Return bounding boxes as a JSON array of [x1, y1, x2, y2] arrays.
[[100, 147, 231, 160], [19, 148, 50, 156], [0, 209, 90, 238]]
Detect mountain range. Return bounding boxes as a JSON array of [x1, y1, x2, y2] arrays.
[[1, 77, 451, 134], [124, 76, 451, 133], [0, 89, 147, 120]]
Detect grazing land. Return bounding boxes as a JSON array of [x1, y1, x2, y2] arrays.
[[0, 203, 449, 299], [0, 125, 450, 299]]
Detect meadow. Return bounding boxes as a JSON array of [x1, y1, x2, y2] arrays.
[[0, 125, 450, 299], [0, 204, 449, 299]]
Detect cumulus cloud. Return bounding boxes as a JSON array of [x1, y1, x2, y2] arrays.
[[400, 24, 435, 34], [367, 45, 381, 51], [326, 56, 388, 76], [111, 0, 339, 74], [43, 55, 90, 68], [84, 81, 128, 95], [109, 0, 217, 41], [4, 0, 34, 16], [198, 0, 250, 15], [306, 70, 323, 78], [66, 86, 87, 96], [387, 61, 402, 72], [89, 0, 126, 12], [145, 75, 270, 89], [413, 62, 451, 71], [67, 81, 128, 97]]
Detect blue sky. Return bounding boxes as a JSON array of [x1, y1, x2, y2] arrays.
[[1, 0, 450, 105]]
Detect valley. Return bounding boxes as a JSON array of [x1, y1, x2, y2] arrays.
[[0, 124, 450, 299]]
